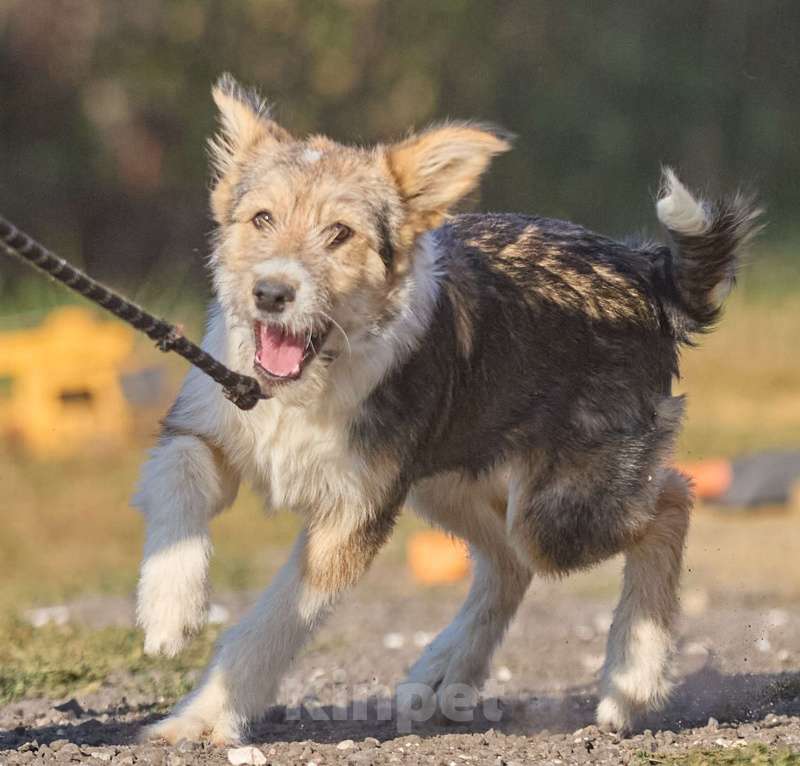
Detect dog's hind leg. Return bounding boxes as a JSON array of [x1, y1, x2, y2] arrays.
[[596, 469, 692, 733], [135, 433, 239, 657], [143, 502, 399, 745], [402, 472, 532, 719]]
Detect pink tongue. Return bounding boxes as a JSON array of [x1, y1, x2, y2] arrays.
[[257, 324, 306, 378]]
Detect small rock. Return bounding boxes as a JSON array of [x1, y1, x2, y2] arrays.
[[137, 748, 165, 766], [683, 588, 709, 616], [227, 745, 267, 765], [714, 738, 732, 748], [89, 748, 116, 762], [766, 608, 789, 628], [56, 743, 81, 759], [593, 613, 613, 634], [208, 603, 230, 624], [383, 632, 405, 649], [496, 666, 513, 682], [580, 653, 604, 672], [337, 739, 356, 750], [363, 737, 380, 748], [50, 739, 70, 752], [54, 699, 84, 717], [24, 605, 70, 628], [111, 755, 135, 766], [685, 641, 709, 657], [707, 717, 719, 729]]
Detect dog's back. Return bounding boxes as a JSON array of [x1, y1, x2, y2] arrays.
[[356, 180, 759, 571]]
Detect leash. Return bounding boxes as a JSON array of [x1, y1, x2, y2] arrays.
[[0, 214, 265, 410]]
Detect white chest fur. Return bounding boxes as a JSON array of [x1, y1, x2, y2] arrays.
[[236, 399, 366, 515], [167, 309, 373, 518]]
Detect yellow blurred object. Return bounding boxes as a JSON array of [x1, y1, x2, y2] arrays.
[[0, 306, 135, 457], [407, 530, 471, 585]]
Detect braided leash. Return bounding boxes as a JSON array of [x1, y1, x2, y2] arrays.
[[0, 214, 265, 410]]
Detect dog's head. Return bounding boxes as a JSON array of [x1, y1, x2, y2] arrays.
[[208, 74, 510, 399]]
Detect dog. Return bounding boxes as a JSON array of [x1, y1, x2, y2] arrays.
[[134, 74, 761, 744]]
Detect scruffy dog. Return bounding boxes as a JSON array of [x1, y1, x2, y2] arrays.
[[136, 74, 760, 744]]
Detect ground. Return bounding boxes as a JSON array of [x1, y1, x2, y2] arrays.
[[1, 266, 799, 764], [1, 508, 799, 765]]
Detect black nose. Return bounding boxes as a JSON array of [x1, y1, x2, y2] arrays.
[[253, 280, 296, 313]]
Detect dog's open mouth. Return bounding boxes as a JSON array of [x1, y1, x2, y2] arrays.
[[253, 322, 328, 383]]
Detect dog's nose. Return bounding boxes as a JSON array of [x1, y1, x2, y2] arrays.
[[253, 280, 296, 313]]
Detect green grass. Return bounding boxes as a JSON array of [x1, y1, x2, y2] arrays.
[[0, 616, 220, 705], [639, 743, 800, 765]]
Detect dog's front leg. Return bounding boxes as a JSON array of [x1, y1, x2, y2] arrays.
[[135, 433, 239, 657], [144, 505, 397, 745]]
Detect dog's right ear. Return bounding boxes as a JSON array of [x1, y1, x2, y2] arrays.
[[209, 74, 292, 222]]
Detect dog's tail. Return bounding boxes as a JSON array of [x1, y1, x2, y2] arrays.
[[656, 167, 762, 335]]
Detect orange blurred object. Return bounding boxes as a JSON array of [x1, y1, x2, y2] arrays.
[[407, 530, 470, 585], [674, 459, 733, 500]]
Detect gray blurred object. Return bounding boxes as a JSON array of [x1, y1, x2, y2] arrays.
[[120, 366, 166, 407], [718, 450, 800, 508]]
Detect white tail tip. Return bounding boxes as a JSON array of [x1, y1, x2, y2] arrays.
[[656, 168, 710, 236]]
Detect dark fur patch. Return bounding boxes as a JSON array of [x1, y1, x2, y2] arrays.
[[351, 213, 691, 573], [375, 206, 395, 271], [663, 194, 762, 334]]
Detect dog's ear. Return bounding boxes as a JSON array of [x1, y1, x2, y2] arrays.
[[209, 73, 293, 222], [386, 123, 512, 233]]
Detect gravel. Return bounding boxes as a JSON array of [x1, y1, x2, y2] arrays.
[[1, 568, 798, 763]]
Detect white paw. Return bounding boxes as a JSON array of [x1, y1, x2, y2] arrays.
[[137, 537, 211, 656], [596, 695, 632, 735], [142, 713, 207, 745], [141, 710, 243, 746], [143, 667, 246, 745], [142, 623, 194, 658]]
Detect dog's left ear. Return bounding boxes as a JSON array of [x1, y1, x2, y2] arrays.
[[387, 123, 512, 232]]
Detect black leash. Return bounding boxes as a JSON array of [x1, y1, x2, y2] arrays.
[[0, 215, 265, 410]]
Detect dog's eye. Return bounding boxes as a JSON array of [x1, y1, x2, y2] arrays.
[[252, 211, 273, 230], [328, 223, 353, 248]]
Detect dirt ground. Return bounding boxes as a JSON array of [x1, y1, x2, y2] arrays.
[[1, 520, 799, 766]]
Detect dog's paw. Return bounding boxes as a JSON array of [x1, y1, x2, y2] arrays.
[[143, 667, 246, 745], [596, 695, 633, 736], [139, 594, 205, 657], [142, 623, 194, 658], [141, 714, 207, 745], [399, 651, 482, 728], [141, 712, 243, 746], [137, 539, 211, 656]]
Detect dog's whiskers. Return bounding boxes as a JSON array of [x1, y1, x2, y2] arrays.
[[320, 311, 352, 357]]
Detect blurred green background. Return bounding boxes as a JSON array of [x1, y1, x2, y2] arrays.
[[1, 0, 799, 299], [0, 0, 799, 706]]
